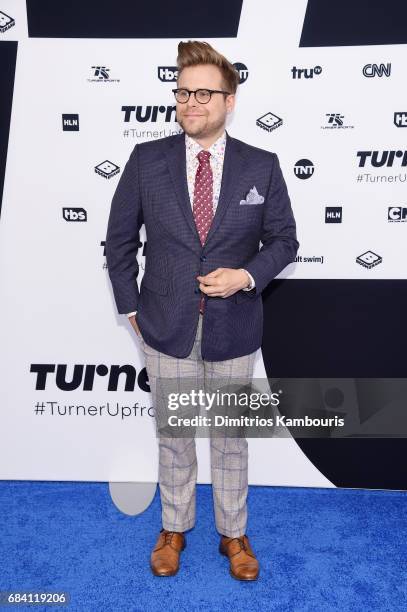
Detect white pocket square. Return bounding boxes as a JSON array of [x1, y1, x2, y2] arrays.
[[239, 186, 265, 205]]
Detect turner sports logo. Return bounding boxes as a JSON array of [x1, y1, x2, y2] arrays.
[[357, 151, 407, 167], [87, 66, 120, 83], [122, 106, 176, 122], [30, 364, 149, 392]]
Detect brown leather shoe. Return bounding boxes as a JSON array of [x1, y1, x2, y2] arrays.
[[219, 534, 259, 581], [150, 529, 186, 576]]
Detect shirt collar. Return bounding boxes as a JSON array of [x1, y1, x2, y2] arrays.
[[185, 130, 227, 162]]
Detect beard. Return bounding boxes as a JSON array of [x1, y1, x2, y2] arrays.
[[177, 112, 226, 139]]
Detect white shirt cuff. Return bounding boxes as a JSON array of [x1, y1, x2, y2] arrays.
[[127, 311, 137, 317], [240, 269, 255, 291]]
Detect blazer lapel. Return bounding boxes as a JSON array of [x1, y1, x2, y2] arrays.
[[204, 130, 246, 247]]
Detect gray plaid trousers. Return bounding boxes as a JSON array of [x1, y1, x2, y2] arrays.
[[139, 314, 257, 538]]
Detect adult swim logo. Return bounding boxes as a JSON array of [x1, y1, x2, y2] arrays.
[[362, 63, 391, 77], [291, 65, 322, 79], [87, 66, 120, 83], [394, 112, 407, 128], [322, 114, 354, 130], [294, 159, 314, 179], [357, 151, 407, 167], [388, 207, 407, 222], [0, 10, 15, 32]]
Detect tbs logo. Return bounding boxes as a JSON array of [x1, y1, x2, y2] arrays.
[[62, 114, 79, 131], [394, 112, 407, 128], [158, 67, 178, 82], [63, 208, 87, 222]]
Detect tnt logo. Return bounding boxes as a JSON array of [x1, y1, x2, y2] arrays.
[[291, 65, 322, 79], [394, 112, 407, 128], [62, 114, 79, 131], [95, 161, 120, 179], [294, 159, 314, 179], [363, 63, 391, 77], [233, 62, 249, 84], [388, 207, 407, 222], [325, 207, 342, 223], [0, 11, 15, 33], [158, 67, 178, 82], [63, 208, 87, 222], [356, 251, 382, 269], [256, 112, 282, 132]]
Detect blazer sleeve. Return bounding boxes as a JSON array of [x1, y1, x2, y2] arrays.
[[105, 144, 144, 314], [243, 152, 299, 295]]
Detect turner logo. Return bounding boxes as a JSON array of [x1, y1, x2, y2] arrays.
[[30, 364, 148, 392], [122, 105, 177, 122], [294, 159, 314, 179], [63, 208, 87, 222], [233, 62, 249, 84], [158, 67, 178, 82], [362, 63, 391, 77], [0, 10, 15, 32], [388, 207, 407, 222], [394, 112, 407, 128], [291, 65, 322, 79], [62, 114, 79, 131], [357, 151, 407, 167]]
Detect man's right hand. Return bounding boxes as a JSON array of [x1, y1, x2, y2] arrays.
[[128, 314, 141, 337]]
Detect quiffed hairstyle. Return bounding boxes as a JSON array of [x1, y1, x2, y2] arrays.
[[176, 40, 239, 94]]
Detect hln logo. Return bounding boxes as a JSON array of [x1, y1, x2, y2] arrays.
[[62, 114, 79, 131], [362, 63, 391, 77], [325, 207, 342, 223]]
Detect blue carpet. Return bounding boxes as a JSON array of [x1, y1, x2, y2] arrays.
[[0, 481, 406, 611]]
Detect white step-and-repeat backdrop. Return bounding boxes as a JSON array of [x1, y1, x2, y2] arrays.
[[0, 0, 405, 485]]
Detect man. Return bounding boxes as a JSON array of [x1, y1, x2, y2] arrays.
[[106, 40, 298, 581]]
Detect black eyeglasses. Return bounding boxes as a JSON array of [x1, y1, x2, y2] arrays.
[[172, 88, 231, 104]]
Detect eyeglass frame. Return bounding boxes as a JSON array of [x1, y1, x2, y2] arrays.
[[172, 88, 232, 104]]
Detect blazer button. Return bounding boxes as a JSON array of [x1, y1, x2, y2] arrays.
[[200, 255, 206, 262]]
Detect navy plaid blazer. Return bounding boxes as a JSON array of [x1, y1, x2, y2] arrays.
[[105, 130, 299, 361]]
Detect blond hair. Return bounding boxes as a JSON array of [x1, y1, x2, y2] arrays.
[[176, 40, 239, 94]]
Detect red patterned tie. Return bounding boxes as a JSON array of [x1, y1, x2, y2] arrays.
[[192, 150, 213, 314]]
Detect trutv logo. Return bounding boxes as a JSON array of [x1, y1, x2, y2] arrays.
[[30, 364, 149, 392]]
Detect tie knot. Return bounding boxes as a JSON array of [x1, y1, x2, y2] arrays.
[[197, 150, 211, 165]]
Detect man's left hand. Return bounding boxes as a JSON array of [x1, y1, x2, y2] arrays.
[[196, 268, 250, 298]]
